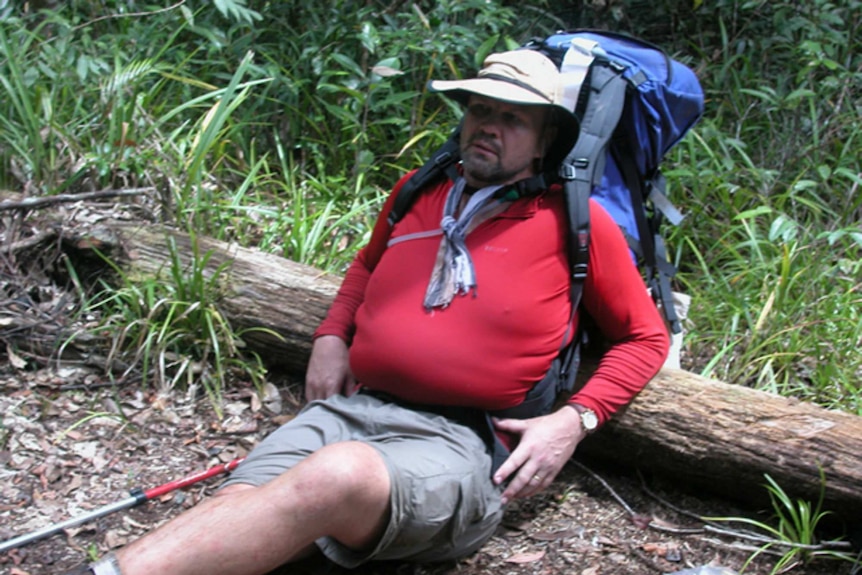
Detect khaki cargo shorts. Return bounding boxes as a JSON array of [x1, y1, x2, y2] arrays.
[[222, 393, 504, 567]]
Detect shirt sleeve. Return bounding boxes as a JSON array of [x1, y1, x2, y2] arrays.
[[313, 171, 416, 343], [567, 200, 670, 424]]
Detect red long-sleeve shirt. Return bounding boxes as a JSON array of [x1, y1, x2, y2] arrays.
[[315, 173, 668, 425]]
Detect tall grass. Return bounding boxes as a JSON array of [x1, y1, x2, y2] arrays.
[[0, 18, 64, 190], [73, 231, 270, 417], [666, 0, 862, 412]]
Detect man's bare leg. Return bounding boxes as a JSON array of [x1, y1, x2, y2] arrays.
[[114, 441, 392, 575]]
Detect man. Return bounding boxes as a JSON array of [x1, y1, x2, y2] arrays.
[[74, 49, 668, 575]]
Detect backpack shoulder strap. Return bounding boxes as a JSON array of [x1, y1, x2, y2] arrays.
[[554, 60, 629, 404], [363, 124, 462, 273], [387, 123, 462, 226], [559, 58, 629, 314]]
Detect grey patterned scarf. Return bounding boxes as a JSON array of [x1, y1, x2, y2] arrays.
[[423, 178, 512, 310]]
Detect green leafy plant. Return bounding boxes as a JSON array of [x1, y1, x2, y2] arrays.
[[86, 542, 100, 563], [212, 0, 262, 25], [78, 231, 272, 417], [706, 471, 858, 574], [0, 18, 59, 190], [666, 0, 862, 410], [167, 50, 271, 233]]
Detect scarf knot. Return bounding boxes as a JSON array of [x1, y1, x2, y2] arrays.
[[440, 215, 459, 237], [423, 178, 511, 310]]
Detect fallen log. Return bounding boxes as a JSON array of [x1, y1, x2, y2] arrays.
[[577, 367, 862, 523], [66, 221, 862, 523], [64, 221, 344, 371]]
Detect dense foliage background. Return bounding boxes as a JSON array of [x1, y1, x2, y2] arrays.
[[1, 0, 860, 414]]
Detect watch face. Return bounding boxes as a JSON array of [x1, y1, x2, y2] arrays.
[[580, 409, 599, 431]]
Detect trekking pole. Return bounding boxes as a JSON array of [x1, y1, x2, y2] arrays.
[[0, 457, 244, 554]]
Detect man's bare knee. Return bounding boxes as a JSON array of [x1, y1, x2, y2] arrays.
[[262, 441, 391, 550], [300, 441, 389, 496], [310, 442, 392, 549], [216, 482, 255, 497]]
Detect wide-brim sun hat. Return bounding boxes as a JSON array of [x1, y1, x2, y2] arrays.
[[428, 49, 579, 134]]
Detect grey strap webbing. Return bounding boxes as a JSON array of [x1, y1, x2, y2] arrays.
[[560, 62, 628, 312], [616, 152, 682, 333]]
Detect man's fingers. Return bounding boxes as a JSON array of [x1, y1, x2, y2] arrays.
[[520, 471, 548, 497], [494, 412, 582, 503], [495, 444, 549, 503], [501, 464, 549, 503], [305, 378, 341, 402], [493, 451, 522, 486], [500, 469, 529, 503], [491, 416, 527, 433]]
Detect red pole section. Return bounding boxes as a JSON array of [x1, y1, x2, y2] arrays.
[[143, 457, 244, 500], [0, 457, 245, 554]]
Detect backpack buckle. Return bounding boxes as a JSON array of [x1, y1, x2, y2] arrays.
[[434, 151, 454, 167], [572, 263, 588, 281]]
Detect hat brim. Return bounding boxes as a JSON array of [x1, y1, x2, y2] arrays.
[[428, 78, 579, 133], [428, 78, 554, 107]]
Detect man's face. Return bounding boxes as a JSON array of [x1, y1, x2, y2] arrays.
[[460, 94, 548, 189]]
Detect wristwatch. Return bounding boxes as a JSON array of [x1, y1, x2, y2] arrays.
[[569, 403, 599, 434]]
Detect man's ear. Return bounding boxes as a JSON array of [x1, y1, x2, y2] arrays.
[[535, 114, 559, 168], [546, 124, 560, 152], [540, 110, 559, 156]]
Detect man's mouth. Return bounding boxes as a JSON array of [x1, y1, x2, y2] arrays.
[[467, 137, 499, 157]]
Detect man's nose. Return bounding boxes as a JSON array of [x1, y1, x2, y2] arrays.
[[475, 112, 503, 133]]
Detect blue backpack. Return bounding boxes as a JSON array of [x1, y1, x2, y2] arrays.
[[386, 30, 705, 416]]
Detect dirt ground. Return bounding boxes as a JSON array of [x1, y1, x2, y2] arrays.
[[1, 366, 858, 575]]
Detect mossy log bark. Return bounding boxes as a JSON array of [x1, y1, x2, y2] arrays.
[[75, 222, 862, 523]]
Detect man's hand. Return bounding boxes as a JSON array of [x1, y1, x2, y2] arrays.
[[492, 406, 584, 504], [305, 335, 357, 401]]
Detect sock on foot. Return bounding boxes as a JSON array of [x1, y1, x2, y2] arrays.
[[91, 553, 122, 575]]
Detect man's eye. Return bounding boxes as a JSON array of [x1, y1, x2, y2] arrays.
[[468, 104, 491, 118], [502, 113, 521, 124]]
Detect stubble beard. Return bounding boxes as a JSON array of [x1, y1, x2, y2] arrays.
[[461, 148, 524, 187]]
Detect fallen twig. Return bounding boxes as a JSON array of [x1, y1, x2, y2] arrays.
[[570, 459, 636, 516], [636, 469, 707, 523], [72, 0, 187, 30], [637, 472, 854, 552], [0, 188, 153, 212], [1, 229, 58, 253], [571, 459, 854, 554], [628, 543, 669, 573]]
